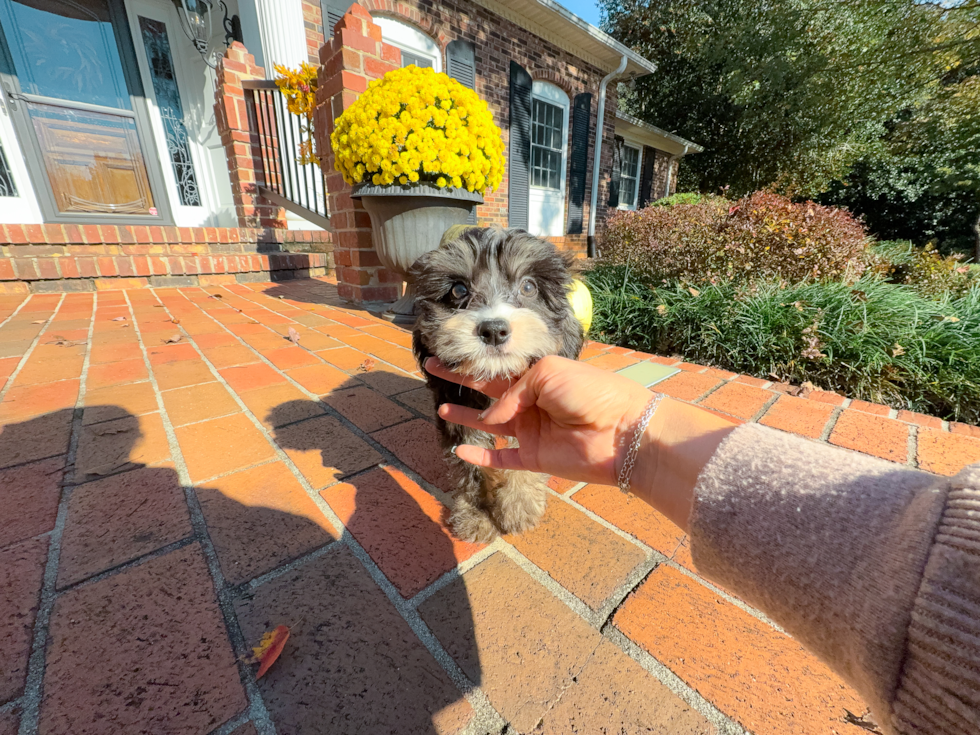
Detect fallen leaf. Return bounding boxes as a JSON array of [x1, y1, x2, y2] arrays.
[[656, 304, 668, 316], [47, 337, 86, 347], [111, 317, 127, 322], [153, 305, 165, 308], [249, 320, 259, 325], [358, 358, 376, 372], [799, 380, 816, 398], [31, 320, 45, 324], [93, 426, 133, 437], [210, 293, 223, 299], [252, 625, 290, 679], [163, 334, 182, 344], [170, 318, 180, 324], [688, 287, 700, 297], [287, 327, 301, 344], [892, 343, 905, 357]]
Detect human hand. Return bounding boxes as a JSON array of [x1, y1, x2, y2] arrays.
[[427, 354, 655, 487]]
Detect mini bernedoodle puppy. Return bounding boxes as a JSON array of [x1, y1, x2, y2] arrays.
[[411, 226, 584, 543]]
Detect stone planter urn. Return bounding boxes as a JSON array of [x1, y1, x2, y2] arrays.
[[352, 183, 483, 324]]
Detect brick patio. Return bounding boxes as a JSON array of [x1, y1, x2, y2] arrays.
[[1, 278, 978, 734]]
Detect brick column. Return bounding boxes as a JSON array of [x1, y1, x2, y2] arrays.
[[214, 43, 287, 231], [314, 4, 402, 304]]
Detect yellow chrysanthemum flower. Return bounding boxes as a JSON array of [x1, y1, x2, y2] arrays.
[[330, 66, 505, 194]]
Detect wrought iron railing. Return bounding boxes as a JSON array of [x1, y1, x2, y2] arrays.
[[243, 79, 330, 230]]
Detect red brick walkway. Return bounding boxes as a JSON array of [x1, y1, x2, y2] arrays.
[[1, 279, 977, 734]]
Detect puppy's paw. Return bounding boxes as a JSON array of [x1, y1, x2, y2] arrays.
[[493, 473, 547, 536], [449, 503, 499, 544]]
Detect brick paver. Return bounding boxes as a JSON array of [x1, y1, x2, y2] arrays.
[[615, 566, 868, 735], [40, 545, 246, 734], [0, 278, 976, 735], [0, 538, 48, 703], [236, 546, 473, 734]]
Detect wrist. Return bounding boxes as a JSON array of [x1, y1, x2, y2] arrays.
[[615, 392, 666, 493]]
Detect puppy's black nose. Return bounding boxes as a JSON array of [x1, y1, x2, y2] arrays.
[[478, 319, 511, 346]]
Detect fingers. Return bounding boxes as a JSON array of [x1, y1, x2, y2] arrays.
[[424, 358, 514, 398], [453, 445, 528, 471], [438, 403, 515, 436]]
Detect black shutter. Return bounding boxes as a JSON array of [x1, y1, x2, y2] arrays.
[[446, 40, 476, 89], [448, 40, 478, 223], [608, 135, 624, 208], [321, 0, 353, 37], [566, 92, 592, 235], [508, 61, 532, 230], [638, 145, 656, 208]]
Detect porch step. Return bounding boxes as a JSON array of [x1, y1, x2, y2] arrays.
[[0, 224, 334, 293]]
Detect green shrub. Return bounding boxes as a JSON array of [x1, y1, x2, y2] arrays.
[[586, 264, 980, 423], [601, 191, 871, 285], [651, 192, 726, 207], [869, 240, 978, 299]]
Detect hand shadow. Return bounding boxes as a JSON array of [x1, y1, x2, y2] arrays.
[[259, 386, 483, 734], [0, 402, 479, 735]]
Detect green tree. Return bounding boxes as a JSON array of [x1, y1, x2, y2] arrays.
[[603, 0, 975, 198], [820, 9, 980, 257]]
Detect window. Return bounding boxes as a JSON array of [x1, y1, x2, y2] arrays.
[[531, 98, 564, 190], [374, 17, 441, 72], [619, 143, 642, 210], [527, 81, 569, 237]]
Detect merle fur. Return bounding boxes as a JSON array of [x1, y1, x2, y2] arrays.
[[411, 227, 584, 540]]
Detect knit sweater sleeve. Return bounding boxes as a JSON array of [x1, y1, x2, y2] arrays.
[[688, 422, 980, 735]]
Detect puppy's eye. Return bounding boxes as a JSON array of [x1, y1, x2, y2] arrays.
[[520, 278, 537, 297], [450, 282, 469, 300]]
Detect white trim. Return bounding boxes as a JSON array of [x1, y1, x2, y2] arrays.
[[528, 80, 569, 237], [618, 140, 642, 211], [375, 17, 442, 72], [125, 0, 234, 226], [0, 99, 43, 224]]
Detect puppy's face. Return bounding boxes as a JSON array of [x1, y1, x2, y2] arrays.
[[412, 228, 583, 381]]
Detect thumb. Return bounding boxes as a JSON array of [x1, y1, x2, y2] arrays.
[[478, 370, 543, 425]]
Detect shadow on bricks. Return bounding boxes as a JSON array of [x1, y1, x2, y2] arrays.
[[250, 382, 482, 733], [0, 403, 478, 734]]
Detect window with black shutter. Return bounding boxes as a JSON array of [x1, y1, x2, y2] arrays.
[[320, 0, 352, 37], [446, 40, 475, 89], [508, 61, 532, 230], [607, 135, 624, 208], [566, 92, 592, 234], [448, 40, 478, 223], [638, 145, 656, 208]]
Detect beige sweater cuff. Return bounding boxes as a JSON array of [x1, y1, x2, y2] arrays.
[[689, 423, 945, 732]]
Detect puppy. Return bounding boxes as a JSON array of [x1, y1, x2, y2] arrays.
[[411, 226, 584, 543]]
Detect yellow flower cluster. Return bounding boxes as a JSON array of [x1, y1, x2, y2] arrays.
[[274, 63, 319, 166], [331, 66, 505, 193]]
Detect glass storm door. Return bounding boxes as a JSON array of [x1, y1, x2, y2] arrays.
[[0, 0, 170, 222]]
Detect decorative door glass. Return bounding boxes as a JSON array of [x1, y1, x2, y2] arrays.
[[138, 16, 200, 206], [0, 0, 158, 216]]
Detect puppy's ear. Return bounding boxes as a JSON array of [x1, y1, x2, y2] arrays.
[[561, 250, 582, 278], [557, 307, 585, 360]]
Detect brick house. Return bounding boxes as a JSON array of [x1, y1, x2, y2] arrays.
[[0, 0, 699, 303]]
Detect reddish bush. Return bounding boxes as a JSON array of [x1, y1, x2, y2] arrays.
[[600, 191, 871, 284]]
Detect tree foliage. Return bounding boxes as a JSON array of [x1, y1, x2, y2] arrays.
[[820, 15, 980, 256], [602, 0, 979, 201]]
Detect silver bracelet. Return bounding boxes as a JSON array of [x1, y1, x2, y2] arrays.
[[617, 392, 665, 493]]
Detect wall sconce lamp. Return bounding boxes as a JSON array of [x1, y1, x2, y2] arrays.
[[172, 0, 243, 68]]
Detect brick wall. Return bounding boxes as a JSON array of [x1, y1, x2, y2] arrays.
[[213, 43, 288, 231], [315, 6, 404, 304], [651, 150, 676, 202], [303, 1, 326, 63], [353, 0, 617, 258], [0, 225, 333, 294]]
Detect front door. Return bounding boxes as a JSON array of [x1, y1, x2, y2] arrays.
[[0, 0, 170, 223]]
